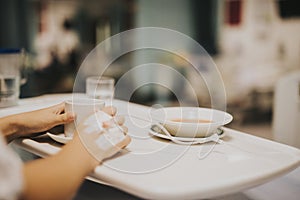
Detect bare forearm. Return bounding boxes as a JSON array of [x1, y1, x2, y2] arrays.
[[0, 113, 41, 142], [22, 136, 99, 200], [0, 116, 19, 142]]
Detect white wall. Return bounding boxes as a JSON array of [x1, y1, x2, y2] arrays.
[[217, 0, 300, 103]]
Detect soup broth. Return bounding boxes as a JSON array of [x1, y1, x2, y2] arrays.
[[171, 119, 212, 123]]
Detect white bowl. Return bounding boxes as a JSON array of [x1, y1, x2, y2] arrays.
[[151, 107, 233, 138]]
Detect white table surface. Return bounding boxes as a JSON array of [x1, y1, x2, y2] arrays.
[[2, 94, 300, 200]]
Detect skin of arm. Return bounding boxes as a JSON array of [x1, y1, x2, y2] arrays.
[[0, 103, 126, 200], [0, 104, 116, 142], [0, 103, 75, 142], [22, 135, 99, 200]]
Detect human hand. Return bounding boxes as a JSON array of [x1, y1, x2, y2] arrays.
[[12, 103, 118, 137], [76, 110, 131, 162], [11, 103, 75, 138]]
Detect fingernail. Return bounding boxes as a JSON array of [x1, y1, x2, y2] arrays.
[[103, 119, 115, 128], [68, 112, 76, 119]]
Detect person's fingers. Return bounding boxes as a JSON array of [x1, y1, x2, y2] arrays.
[[50, 102, 65, 114], [79, 126, 131, 161], [118, 135, 131, 149], [102, 106, 117, 116], [102, 116, 125, 129], [102, 120, 114, 129], [106, 135, 131, 155], [114, 115, 125, 126], [120, 125, 128, 134], [105, 125, 128, 134], [57, 112, 76, 124]]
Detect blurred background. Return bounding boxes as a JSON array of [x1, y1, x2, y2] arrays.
[[0, 0, 299, 141]]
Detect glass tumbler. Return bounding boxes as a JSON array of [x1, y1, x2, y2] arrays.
[[86, 76, 115, 101]]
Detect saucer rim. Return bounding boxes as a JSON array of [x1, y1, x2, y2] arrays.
[[149, 126, 225, 142], [46, 132, 72, 144]]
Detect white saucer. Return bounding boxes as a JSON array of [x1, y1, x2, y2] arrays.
[[46, 132, 72, 144], [149, 125, 225, 144]]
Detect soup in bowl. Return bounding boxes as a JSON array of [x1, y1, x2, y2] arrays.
[[151, 107, 233, 138]]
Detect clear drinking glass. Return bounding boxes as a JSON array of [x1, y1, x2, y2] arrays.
[[86, 76, 115, 100], [0, 48, 26, 107]]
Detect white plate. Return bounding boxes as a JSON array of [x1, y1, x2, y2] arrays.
[[46, 132, 72, 144], [149, 124, 225, 144]]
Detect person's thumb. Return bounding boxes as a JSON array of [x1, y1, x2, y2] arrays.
[[58, 112, 76, 124]]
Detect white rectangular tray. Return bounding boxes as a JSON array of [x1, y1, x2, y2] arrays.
[[5, 95, 300, 199]]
